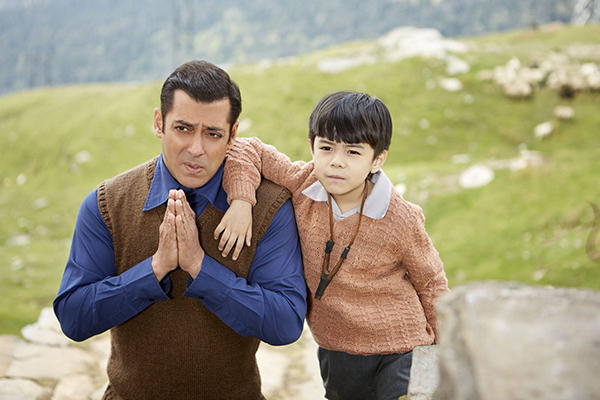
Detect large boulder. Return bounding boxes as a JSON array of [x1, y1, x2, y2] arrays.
[[434, 282, 600, 400]]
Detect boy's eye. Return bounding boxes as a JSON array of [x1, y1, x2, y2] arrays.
[[320, 146, 331, 151], [348, 150, 361, 155]]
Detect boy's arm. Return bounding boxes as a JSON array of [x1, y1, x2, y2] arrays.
[[402, 204, 449, 343], [223, 137, 313, 204], [217, 137, 313, 259]]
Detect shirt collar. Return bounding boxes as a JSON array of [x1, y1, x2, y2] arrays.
[[301, 170, 392, 221], [143, 155, 228, 212]]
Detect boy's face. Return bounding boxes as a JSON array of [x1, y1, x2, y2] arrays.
[[310, 136, 387, 205]]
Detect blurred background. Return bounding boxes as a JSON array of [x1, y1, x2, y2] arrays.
[[0, 0, 599, 336]]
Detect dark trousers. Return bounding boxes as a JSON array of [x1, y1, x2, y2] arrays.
[[318, 347, 412, 400]]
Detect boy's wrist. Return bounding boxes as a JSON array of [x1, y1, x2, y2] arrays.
[[227, 181, 258, 206]]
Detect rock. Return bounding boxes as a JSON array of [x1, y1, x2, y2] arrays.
[[237, 118, 252, 133], [21, 307, 72, 347], [458, 165, 494, 189], [0, 378, 51, 400], [437, 77, 462, 92], [534, 121, 554, 139], [5, 234, 30, 247], [0, 336, 20, 376], [378, 27, 467, 62], [503, 78, 532, 99], [395, 183, 407, 196], [75, 150, 91, 164], [317, 54, 376, 74], [16, 173, 26, 186], [450, 154, 470, 165], [51, 374, 95, 400], [508, 149, 544, 171], [407, 345, 440, 400], [6, 343, 95, 382], [31, 197, 49, 210], [257, 343, 291, 396], [434, 282, 600, 400], [445, 56, 470, 76], [476, 69, 494, 81], [554, 105, 575, 120]]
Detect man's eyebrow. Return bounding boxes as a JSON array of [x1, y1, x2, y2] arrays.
[[202, 125, 226, 133], [173, 120, 194, 128]]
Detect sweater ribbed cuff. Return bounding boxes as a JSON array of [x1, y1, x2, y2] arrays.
[[227, 180, 258, 206]]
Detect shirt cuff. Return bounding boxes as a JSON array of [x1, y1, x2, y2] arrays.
[[183, 255, 235, 310], [120, 257, 171, 311]]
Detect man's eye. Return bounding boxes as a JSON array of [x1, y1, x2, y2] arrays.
[[207, 131, 223, 138], [175, 126, 189, 132]]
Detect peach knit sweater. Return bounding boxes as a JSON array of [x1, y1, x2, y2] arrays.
[[224, 137, 449, 355]]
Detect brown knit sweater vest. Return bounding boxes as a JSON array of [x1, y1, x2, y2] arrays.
[[97, 157, 290, 400]]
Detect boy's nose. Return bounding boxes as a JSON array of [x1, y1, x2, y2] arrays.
[[330, 155, 344, 168]]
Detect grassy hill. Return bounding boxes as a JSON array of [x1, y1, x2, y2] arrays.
[[1, 23, 599, 335]]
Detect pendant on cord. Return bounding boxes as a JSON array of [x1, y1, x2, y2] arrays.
[[314, 180, 368, 300]]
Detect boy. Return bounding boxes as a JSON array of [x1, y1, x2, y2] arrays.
[[216, 91, 448, 400]]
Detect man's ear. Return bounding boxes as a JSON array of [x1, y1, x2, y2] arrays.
[[154, 108, 163, 138], [227, 120, 240, 150], [371, 150, 388, 174]]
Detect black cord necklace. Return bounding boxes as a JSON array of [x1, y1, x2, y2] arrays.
[[314, 180, 369, 300]]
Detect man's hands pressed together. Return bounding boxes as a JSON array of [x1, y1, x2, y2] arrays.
[[152, 189, 204, 282]]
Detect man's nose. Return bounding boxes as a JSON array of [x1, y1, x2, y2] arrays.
[[188, 135, 205, 157]]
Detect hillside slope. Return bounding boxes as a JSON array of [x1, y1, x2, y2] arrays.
[[0, 23, 599, 334]]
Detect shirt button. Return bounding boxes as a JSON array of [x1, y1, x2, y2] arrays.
[[149, 298, 155, 302]]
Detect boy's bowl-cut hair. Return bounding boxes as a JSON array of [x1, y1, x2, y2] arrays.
[[308, 91, 392, 158]]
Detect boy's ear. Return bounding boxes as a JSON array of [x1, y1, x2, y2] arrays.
[[371, 150, 388, 174], [308, 138, 315, 157]]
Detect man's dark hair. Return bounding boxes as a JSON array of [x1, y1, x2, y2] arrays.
[[160, 60, 242, 137], [308, 91, 392, 158]]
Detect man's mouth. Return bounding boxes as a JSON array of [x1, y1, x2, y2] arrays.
[[184, 162, 204, 173]]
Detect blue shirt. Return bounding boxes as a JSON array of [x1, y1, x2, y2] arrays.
[[54, 156, 307, 345]]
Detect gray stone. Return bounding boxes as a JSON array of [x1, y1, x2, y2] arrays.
[[51, 374, 95, 400], [0, 335, 21, 376], [0, 378, 51, 400], [21, 307, 71, 347], [6, 342, 95, 382], [434, 282, 600, 400], [407, 345, 440, 400]]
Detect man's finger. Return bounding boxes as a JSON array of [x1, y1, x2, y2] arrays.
[[168, 198, 176, 215]]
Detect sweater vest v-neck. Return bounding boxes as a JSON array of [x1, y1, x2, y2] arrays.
[[97, 157, 290, 400]]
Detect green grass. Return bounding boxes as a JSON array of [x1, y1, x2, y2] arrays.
[[1, 23, 599, 335]]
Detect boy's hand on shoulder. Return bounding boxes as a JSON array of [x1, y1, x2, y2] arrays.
[[214, 199, 253, 261]]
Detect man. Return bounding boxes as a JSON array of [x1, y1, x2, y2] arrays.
[[54, 60, 307, 400]]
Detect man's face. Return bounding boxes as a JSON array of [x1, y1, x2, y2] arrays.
[[154, 90, 238, 189]]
